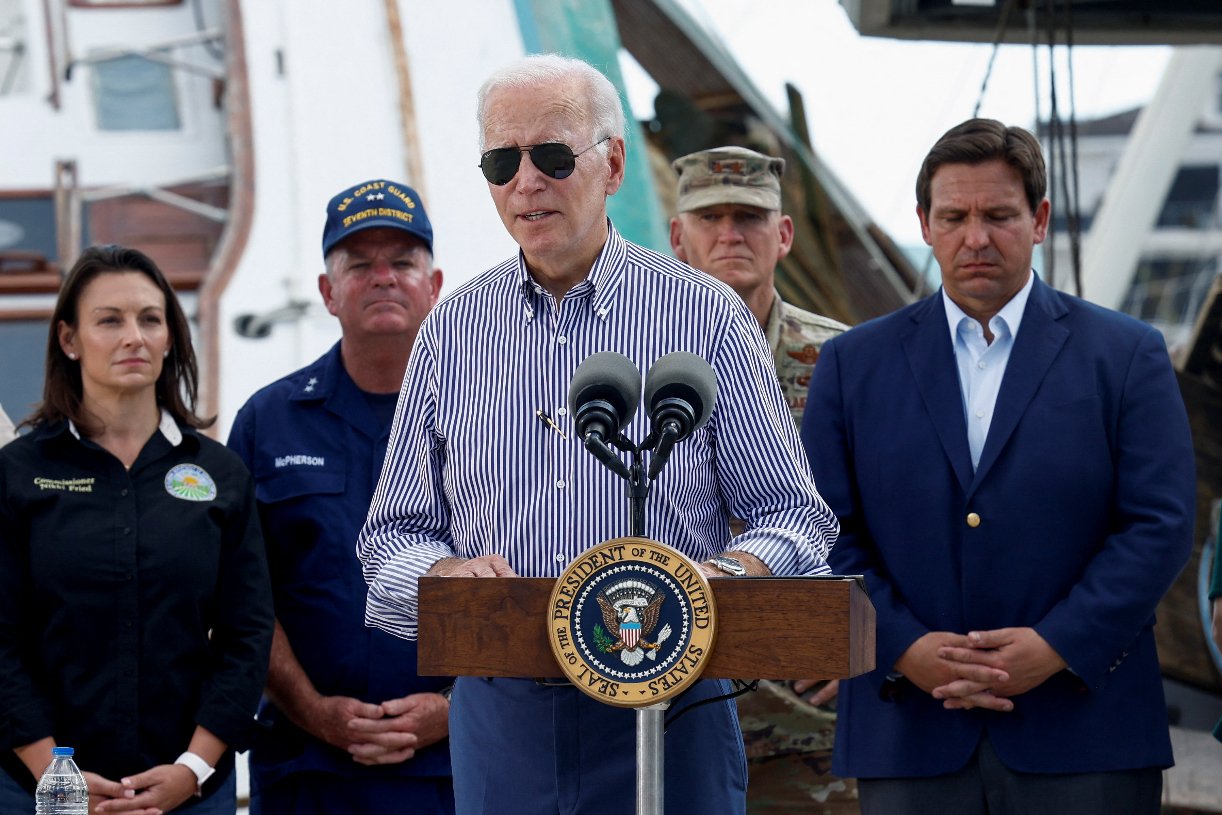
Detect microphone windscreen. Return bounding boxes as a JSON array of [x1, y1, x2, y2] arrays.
[[567, 351, 642, 429], [643, 352, 718, 431]]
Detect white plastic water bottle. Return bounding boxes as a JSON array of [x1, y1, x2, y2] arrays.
[[34, 746, 88, 815]]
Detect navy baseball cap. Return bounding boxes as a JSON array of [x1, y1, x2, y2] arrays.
[[321, 179, 433, 257]]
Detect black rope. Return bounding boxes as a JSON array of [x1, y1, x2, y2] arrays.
[[530, 676, 761, 732], [664, 679, 759, 732], [1039, 0, 1086, 295], [1029, 4, 1042, 138], [972, 0, 1020, 118], [1044, 0, 1060, 287], [1063, 0, 1084, 297]]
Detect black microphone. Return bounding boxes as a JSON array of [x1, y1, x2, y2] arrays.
[[643, 352, 717, 480], [568, 352, 641, 479]]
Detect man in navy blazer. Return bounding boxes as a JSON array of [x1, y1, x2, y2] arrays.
[[801, 118, 1195, 814]]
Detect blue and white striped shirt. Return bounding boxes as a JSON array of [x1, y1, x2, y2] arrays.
[[358, 224, 837, 640]]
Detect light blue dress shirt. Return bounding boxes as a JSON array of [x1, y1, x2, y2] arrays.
[[942, 272, 1035, 470]]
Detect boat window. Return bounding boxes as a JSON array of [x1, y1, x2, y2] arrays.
[[1120, 257, 1219, 337], [0, 0, 29, 96], [0, 194, 58, 267], [91, 53, 181, 130], [1156, 166, 1219, 229], [0, 318, 47, 429]]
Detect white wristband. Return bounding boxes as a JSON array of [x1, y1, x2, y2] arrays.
[[174, 751, 215, 794]]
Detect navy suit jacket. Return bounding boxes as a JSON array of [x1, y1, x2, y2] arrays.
[[801, 276, 1195, 777]]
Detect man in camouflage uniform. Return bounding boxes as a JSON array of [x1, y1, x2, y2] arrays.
[[670, 145, 857, 814]]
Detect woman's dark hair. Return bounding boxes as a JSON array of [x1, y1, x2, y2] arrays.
[[916, 118, 1047, 216], [24, 244, 213, 432]]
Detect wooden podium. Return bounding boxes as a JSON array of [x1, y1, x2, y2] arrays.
[[419, 573, 873, 814], [418, 574, 875, 680]]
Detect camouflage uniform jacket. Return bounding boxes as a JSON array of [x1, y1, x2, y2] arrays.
[[742, 292, 857, 814], [764, 292, 849, 425]]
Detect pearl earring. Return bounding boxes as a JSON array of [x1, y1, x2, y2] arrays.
[[163, 349, 170, 358], [67, 352, 77, 360]]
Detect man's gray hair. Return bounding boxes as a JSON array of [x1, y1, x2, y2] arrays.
[[323, 242, 433, 278], [476, 54, 626, 151]]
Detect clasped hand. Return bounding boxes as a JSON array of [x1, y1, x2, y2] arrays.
[[897, 627, 1066, 712], [310, 691, 450, 766], [89, 764, 196, 814]]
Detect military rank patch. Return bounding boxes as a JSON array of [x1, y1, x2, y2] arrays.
[[548, 537, 717, 707]]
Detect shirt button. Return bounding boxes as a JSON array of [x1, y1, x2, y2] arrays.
[[975, 410, 984, 419], [556, 480, 566, 489], [120, 488, 129, 497], [123, 527, 132, 535], [557, 407, 568, 416], [966, 512, 981, 528], [977, 361, 986, 369], [557, 335, 568, 345], [554, 553, 565, 563]]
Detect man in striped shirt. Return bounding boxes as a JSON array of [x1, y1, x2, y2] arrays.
[[357, 54, 838, 815]]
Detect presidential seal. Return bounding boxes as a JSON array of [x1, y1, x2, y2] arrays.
[[547, 537, 717, 707]]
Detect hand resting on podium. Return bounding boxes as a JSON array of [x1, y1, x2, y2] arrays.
[[429, 554, 518, 577]]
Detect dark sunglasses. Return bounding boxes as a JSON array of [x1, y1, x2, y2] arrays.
[[479, 137, 610, 186]]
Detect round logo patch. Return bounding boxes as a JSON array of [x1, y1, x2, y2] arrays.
[[547, 536, 717, 707], [164, 464, 217, 501]]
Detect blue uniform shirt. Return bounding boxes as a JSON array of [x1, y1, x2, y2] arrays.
[[228, 342, 451, 784]]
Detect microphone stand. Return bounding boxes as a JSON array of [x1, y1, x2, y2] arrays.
[[573, 353, 713, 815], [628, 450, 649, 538], [599, 433, 666, 815]]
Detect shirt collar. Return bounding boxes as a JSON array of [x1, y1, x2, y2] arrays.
[[942, 270, 1035, 345], [763, 289, 784, 354], [515, 220, 626, 323], [67, 407, 183, 446], [158, 408, 184, 446]]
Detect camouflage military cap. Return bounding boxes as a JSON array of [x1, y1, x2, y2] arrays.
[[672, 146, 784, 213]]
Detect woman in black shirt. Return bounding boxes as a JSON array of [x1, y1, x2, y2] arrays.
[[0, 245, 273, 814]]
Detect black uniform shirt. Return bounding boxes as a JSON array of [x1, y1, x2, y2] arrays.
[[0, 413, 273, 792]]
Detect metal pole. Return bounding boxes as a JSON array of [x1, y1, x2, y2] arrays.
[[636, 701, 669, 815], [627, 447, 663, 815]]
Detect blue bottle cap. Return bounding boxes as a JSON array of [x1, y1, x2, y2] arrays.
[[51, 747, 74, 757]]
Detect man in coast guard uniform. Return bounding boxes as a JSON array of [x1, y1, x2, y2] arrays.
[[802, 119, 1195, 814], [228, 180, 452, 814]]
